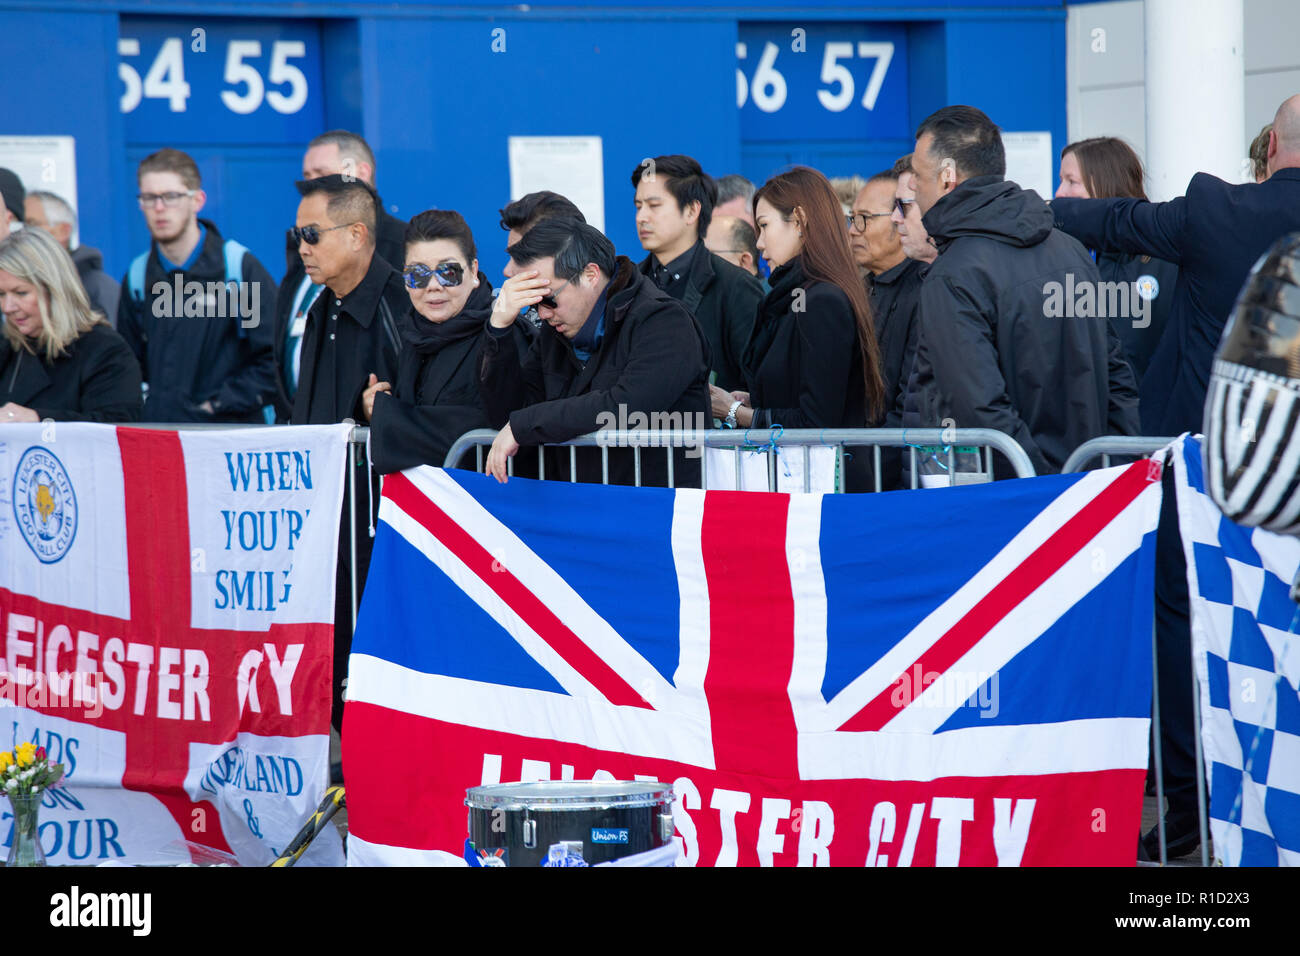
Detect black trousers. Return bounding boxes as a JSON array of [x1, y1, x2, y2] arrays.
[[1152, 465, 1199, 824]]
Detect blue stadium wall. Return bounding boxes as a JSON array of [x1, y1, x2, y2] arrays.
[[0, 1, 1070, 284]]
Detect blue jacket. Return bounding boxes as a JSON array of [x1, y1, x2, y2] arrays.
[[1052, 168, 1300, 435]]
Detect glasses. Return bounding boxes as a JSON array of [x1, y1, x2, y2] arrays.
[[894, 197, 917, 217], [291, 223, 357, 245], [538, 277, 572, 310], [403, 261, 466, 290], [137, 191, 195, 208], [846, 211, 892, 232]]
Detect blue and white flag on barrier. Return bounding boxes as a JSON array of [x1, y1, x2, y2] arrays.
[[1174, 435, 1300, 866]]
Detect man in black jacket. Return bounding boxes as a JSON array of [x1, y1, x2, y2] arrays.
[[271, 131, 407, 421], [632, 155, 760, 392], [902, 106, 1139, 477], [479, 218, 710, 486], [117, 149, 279, 424], [850, 170, 922, 430], [290, 173, 403, 734]]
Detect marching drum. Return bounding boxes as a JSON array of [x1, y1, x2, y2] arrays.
[[465, 781, 676, 867]]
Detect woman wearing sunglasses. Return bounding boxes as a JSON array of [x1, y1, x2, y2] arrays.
[[365, 210, 510, 473], [710, 166, 885, 489]]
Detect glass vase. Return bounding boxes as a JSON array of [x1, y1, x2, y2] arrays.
[[6, 792, 47, 867]]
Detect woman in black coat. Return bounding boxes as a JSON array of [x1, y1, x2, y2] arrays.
[[364, 209, 499, 474], [1056, 137, 1177, 387], [709, 167, 885, 489], [0, 228, 141, 423]]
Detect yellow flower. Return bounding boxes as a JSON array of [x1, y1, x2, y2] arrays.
[[0, 753, 10, 773]]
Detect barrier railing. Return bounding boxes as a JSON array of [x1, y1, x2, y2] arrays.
[[1061, 435, 1177, 473], [443, 426, 1037, 490]]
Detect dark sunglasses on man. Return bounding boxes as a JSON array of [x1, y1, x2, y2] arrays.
[[291, 222, 357, 245], [403, 261, 466, 290], [894, 197, 917, 216]]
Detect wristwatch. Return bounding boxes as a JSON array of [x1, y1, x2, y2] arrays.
[[725, 399, 743, 429]]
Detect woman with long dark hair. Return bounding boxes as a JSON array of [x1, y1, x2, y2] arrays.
[[1056, 137, 1177, 389], [364, 209, 506, 472], [710, 166, 885, 486]]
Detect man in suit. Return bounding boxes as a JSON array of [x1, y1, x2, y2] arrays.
[[271, 131, 407, 421], [632, 155, 761, 393], [1052, 93, 1300, 861]]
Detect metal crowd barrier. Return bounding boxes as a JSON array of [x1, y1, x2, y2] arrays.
[[443, 427, 1037, 491], [1061, 435, 1177, 473], [1064, 433, 1209, 867]]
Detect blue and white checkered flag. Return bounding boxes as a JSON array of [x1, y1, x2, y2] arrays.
[[1174, 435, 1300, 866]]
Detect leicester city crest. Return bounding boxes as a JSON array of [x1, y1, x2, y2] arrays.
[[12, 446, 78, 564]]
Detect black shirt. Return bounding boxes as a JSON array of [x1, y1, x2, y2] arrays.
[[649, 245, 694, 301], [298, 251, 404, 424]]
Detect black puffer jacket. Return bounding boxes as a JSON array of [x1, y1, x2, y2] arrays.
[[904, 177, 1139, 477], [478, 257, 710, 486]]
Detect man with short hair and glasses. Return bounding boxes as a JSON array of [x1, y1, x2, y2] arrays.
[[271, 130, 408, 422], [849, 169, 924, 488], [704, 214, 761, 278], [289, 173, 404, 739], [116, 147, 278, 423]]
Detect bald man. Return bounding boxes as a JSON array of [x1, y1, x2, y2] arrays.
[[704, 214, 760, 277], [1052, 92, 1300, 864]]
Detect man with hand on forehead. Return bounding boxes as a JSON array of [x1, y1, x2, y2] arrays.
[[478, 217, 710, 487]]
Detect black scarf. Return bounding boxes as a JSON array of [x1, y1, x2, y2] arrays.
[[742, 255, 807, 384], [398, 273, 494, 354]]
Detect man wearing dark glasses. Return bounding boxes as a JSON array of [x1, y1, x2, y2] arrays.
[[289, 173, 404, 737], [478, 217, 710, 487], [270, 131, 407, 422]]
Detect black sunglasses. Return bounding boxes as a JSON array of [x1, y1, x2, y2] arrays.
[[537, 277, 572, 310], [894, 197, 917, 216], [291, 222, 356, 245], [403, 261, 466, 290]]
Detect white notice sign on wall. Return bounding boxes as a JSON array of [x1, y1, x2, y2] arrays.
[[1002, 131, 1054, 201], [507, 136, 605, 233]]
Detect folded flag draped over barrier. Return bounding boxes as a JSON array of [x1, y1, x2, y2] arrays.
[[345, 456, 1163, 866], [1174, 435, 1300, 866], [0, 423, 348, 866]]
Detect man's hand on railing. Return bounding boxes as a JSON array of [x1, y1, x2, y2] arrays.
[[491, 271, 552, 329], [486, 423, 520, 483]]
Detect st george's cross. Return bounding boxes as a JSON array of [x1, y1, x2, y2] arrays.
[[0, 423, 346, 864]]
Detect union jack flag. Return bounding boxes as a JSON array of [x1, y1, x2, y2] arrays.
[[343, 459, 1162, 866]]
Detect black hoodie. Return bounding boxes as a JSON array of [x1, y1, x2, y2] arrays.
[[904, 176, 1139, 477]]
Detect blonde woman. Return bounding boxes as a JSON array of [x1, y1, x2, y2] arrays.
[[0, 228, 141, 422]]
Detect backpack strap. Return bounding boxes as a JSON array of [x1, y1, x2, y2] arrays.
[[128, 251, 149, 303], [223, 239, 248, 286]]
